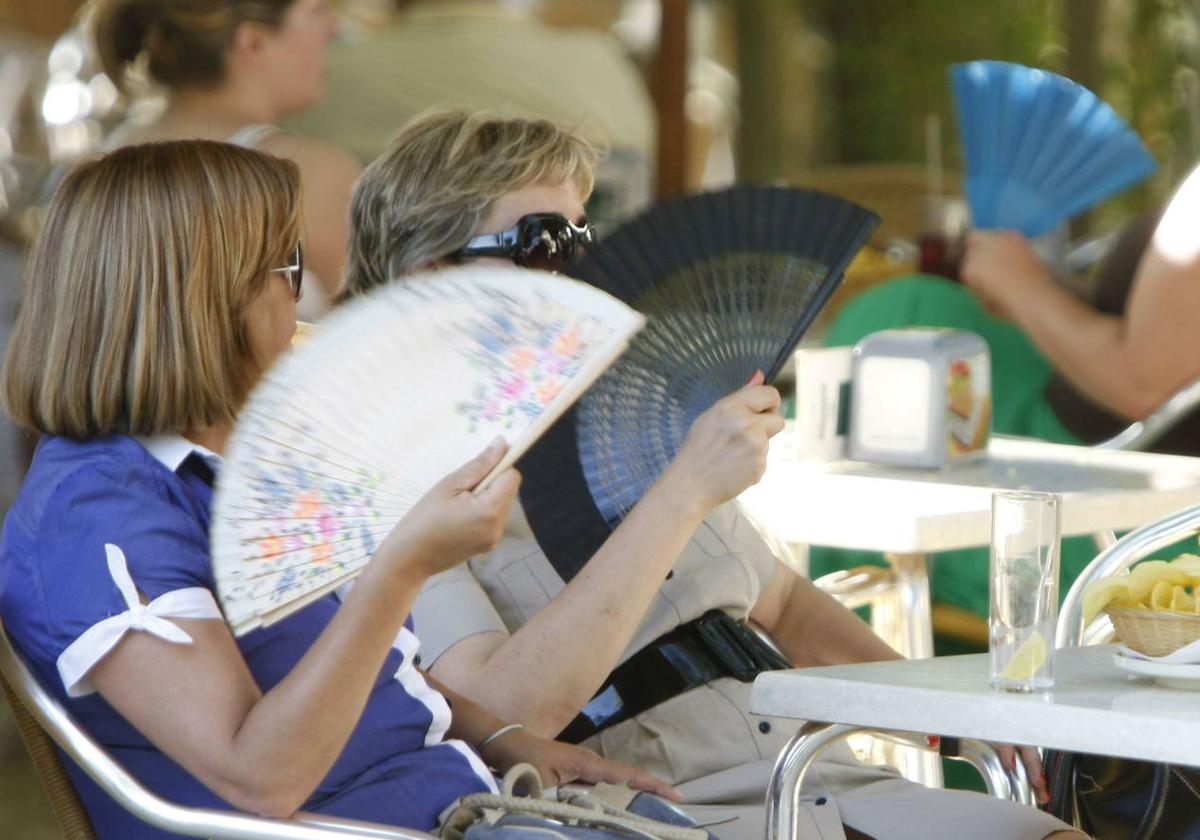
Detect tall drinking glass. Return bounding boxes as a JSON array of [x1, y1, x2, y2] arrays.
[[990, 491, 1061, 692]]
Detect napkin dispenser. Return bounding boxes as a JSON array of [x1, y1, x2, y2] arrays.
[[793, 346, 853, 461], [848, 328, 991, 468]]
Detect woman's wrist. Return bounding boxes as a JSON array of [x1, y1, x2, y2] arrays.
[[375, 518, 455, 584], [479, 722, 524, 750], [1006, 270, 1076, 339], [477, 722, 526, 767], [648, 464, 714, 525]]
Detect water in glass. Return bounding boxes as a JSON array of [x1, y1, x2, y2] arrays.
[[990, 491, 1060, 692]]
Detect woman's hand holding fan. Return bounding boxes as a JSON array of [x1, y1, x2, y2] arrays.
[[384, 438, 522, 579], [516, 184, 880, 578], [212, 266, 644, 636], [960, 230, 1055, 320], [654, 372, 785, 516]]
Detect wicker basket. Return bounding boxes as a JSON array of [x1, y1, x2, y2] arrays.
[[1106, 607, 1200, 657]]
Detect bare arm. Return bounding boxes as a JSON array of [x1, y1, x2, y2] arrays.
[[961, 166, 1200, 420], [431, 675, 680, 800], [91, 560, 424, 817], [261, 133, 362, 299], [89, 447, 519, 818], [749, 561, 899, 667], [430, 381, 785, 738], [431, 475, 708, 737]]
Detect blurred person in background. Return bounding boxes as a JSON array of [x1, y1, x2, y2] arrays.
[[0, 32, 47, 515], [815, 164, 1200, 631], [89, 0, 362, 319], [0, 231, 26, 514], [284, 0, 656, 230]]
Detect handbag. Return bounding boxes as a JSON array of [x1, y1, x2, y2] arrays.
[[440, 765, 715, 840], [1043, 751, 1200, 839]]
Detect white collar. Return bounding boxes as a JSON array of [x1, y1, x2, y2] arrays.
[[135, 435, 224, 474]]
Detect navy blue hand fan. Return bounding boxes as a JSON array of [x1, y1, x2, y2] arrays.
[[951, 60, 1156, 237], [515, 185, 879, 580]]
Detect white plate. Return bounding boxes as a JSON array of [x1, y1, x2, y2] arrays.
[[1113, 651, 1200, 690]]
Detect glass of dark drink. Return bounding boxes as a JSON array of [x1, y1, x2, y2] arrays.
[[918, 195, 970, 281]]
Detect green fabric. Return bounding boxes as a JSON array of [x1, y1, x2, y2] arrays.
[[811, 275, 1097, 617]]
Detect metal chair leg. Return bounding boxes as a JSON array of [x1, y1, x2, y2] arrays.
[[766, 722, 865, 840], [764, 725, 1035, 840], [945, 738, 1035, 806]]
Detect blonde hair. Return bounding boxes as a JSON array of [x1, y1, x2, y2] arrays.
[[90, 0, 295, 91], [2, 140, 302, 439], [344, 110, 602, 296]]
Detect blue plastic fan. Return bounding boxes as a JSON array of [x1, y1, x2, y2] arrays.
[[951, 60, 1156, 237], [516, 185, 879, 580]]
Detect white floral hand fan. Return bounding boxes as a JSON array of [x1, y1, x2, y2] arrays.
[[212, 265, 644, 636]]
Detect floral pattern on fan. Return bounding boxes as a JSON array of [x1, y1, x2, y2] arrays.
[[213, 266, 645, 636], [227, 422, 390, 607], [452, 302, 594, 433]]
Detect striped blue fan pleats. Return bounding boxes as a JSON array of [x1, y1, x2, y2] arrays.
[[951, 60, 1156, 237], [516, 185, 879, 578]]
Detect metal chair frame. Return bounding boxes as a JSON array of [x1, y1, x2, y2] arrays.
[[1051, 502, 1200, 832], [1057, 502, 1200, 650], [764, 725, 1034, 840], [0, 620, 433, 840]]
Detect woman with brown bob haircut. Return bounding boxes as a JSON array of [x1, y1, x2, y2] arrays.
[[0, 140, 674, 840]]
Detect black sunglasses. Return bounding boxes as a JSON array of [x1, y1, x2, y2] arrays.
[[451, 213, 595, 273], [270, 243, 304, 301]]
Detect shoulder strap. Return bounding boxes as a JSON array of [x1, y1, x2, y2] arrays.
[[226, 124, 280, 149]]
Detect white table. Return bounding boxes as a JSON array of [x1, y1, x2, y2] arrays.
[[740, 435, 1200, 658], [750, 645, 1200, 840]]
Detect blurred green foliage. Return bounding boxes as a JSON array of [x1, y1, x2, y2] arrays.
[[801, 0, 1058, 167], [794, 0, 1200, 216], [1105, 0, 1200, 212]]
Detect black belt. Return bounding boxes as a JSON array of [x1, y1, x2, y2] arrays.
[[559, 610, 791, 744]]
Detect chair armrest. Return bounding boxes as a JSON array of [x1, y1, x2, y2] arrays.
[[292, 813, 435, 840], [1096, 377, 1200, 452], [1055, 504, 1200, 648], [0, 624, 435, 840]]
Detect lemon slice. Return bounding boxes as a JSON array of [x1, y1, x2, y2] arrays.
[[1000, 631, 1048, 681]]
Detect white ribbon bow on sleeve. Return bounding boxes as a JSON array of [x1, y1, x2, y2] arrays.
[[56, 544, 223, 697]]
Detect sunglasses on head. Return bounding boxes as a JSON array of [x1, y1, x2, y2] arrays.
[[270, 243, 304, 301], [451, 213, 595, 273]]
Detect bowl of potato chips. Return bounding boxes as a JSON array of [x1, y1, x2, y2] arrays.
[[1083, 555, 1200, 658]]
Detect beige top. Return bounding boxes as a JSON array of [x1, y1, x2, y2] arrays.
[[412, 501, 1075, 834], [411, 501, 801, 785]]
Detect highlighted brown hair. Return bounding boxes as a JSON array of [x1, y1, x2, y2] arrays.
[[344, 110, 601, 296], [2, 140, 302, 439]]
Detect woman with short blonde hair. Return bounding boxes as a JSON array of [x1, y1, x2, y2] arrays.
[[344, 110, 601, 292], [0, 139, 669, 839], [341, 112, 1084, 840]]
